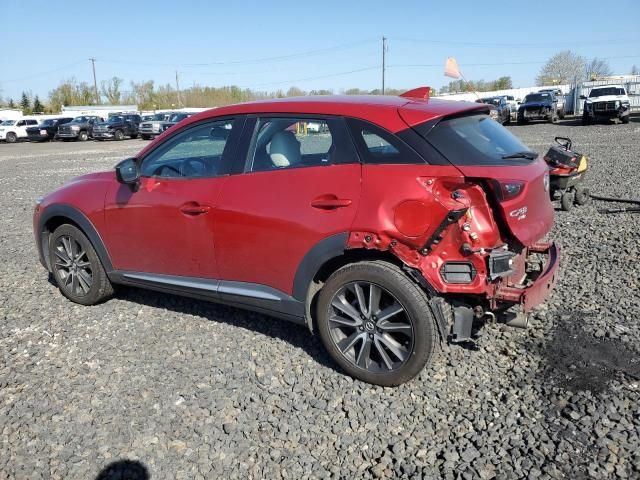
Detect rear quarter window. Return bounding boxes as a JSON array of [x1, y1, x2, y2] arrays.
[[423, 114, 533, 166]]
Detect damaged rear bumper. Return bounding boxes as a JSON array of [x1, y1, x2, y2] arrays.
[[495, 242, 560, 312]]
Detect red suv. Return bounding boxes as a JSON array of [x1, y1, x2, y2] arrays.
[[33, 88, 559, 386]]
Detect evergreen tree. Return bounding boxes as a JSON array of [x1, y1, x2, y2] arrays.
[[8, 98, 16, 109], [20, 92, 31, 114], [32, 95, 44, 113]]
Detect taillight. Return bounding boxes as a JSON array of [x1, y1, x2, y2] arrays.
[[491, 180, 525, 201]]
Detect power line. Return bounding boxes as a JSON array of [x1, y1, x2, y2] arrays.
[[240, 66, 379, 88], [392, 36, 640, 48], [0, 60, 87, 83], [390, 54, 640, 69]]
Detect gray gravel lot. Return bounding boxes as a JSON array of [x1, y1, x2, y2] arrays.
[[1, 120, 640, 479]]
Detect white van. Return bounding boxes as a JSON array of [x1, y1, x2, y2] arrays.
[[0, 118, 40, 143]]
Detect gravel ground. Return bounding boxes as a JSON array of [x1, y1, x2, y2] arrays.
[[1, 120, 640, 480]]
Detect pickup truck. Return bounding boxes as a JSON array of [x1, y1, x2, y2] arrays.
[[517, 92, 560, 124], [139, 112, 172, 140], [581, 85, 631, 124], [92, 114, 142, 140], [26, 117, 74, 142], [539, 88, 566, 119], [57, 116, 104, 141]]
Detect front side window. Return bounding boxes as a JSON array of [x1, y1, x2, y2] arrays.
[[140, 119, 235, 178], [247, 118, 337, 172]]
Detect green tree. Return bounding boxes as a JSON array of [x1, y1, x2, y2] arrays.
[[32, 95, 44, 113], [20, 92, 31, 114], [101, 76, 123, 104], [8, 98, 16, 109]]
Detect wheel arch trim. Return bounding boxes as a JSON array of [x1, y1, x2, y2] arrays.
[[37, 204, 114, 273]]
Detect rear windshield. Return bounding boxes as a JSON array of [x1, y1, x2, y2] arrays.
[[426, 114, 533, 166]]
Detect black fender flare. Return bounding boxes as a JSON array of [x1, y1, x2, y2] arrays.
[[37, 204, 113, 273]]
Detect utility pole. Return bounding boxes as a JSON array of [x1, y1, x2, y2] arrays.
[[381, 36, 387, 95], [175, 70, 182, 108], [89, 58, 99, 104]]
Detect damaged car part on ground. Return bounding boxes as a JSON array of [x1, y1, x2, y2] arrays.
[[33, 88, 560, 386]]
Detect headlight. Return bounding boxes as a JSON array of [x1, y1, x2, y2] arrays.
[[615, 100, 621, 108], [71, 125, 80, 131]]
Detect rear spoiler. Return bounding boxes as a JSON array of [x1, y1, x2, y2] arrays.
[[400, 87, 431, 100]]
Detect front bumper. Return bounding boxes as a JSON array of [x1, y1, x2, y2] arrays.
[[495, 242, 560, 312], [27, 133, 50, 141], [585, 108, 629, 120], [93, 131, 114, 139], [57, 131, 80, 139], [520, 108, 552, 120]]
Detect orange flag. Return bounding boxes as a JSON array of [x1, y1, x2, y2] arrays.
[[444, 57, 462, 79]]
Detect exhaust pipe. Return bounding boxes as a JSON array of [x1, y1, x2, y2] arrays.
[[502, 311, 529, 329]]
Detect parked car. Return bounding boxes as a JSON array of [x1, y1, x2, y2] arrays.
[[538, 88, 566, 119], [517, 92, 560, 124], [0, 118, 40, 143], [581, 85, 631, 124], [92, 114, 142, 141], [26, 117, 75, 142], [57, 116, 104, 141], [500, 95, 519, 119], [477, 97, 510, 124], [33, 89, 559, 386], [139, 112, 172, 140], [160, 112, 194, 133]]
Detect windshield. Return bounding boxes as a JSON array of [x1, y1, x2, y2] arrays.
[[40, 119, 55, 126], [108, 116, 123, 123], [426, 114, 533, 166], [589, 87, 625, 97], [71, 117, 88, 123], [152, 113, 166, 120], [481, 98, 501, 106], [169, 113, 188, 122], [0, 120, 16, 126], [524, 93, 551, 103]]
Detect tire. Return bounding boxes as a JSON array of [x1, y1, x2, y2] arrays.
[[6, 132, 17, 143], [517, 115, 526, 125], [141, 134, 150, 140], [130, 133, 138, 139], [503, 112, 510, 125], [559, 108, 566, 120], [549, 112, 558, 124], [621, 115, 630, 124], [48, 224, 114, 306], [561, 192, 575, 211], [574, 186, 590, 205], [78, 130, 88, 142], [316, 260, 438, 386], [114, 130, 124, 141], [582, 113, 591, 126]]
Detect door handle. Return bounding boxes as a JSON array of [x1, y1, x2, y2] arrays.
[[311, 196, 352, 210], [180, 203, 211, 216]]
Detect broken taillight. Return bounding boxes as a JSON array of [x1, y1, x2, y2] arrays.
[[491, 180, 525, 201]]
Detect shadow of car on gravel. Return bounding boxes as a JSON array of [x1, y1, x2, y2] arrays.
[[115, 285, 338, 372], [95, 459, 149, 480]]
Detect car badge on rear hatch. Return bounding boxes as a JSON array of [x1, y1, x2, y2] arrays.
[[509, 206, 528, 221]]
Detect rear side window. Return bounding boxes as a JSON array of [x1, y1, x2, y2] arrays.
[[347, 118, 425, 165], [424, 114, 532, 166]]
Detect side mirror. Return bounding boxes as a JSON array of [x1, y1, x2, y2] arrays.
[[115, 158, 140, 186], [579, 95, 586, 100]]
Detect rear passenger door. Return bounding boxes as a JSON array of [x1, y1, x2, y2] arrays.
[[214, 115, 361, 298]]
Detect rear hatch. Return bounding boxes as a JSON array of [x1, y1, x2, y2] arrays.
[[401, 109, 554, 247]]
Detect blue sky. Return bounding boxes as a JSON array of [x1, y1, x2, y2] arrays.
[[1, 0, 639, 101]]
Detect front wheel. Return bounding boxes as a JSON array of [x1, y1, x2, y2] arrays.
[[621, 115, 630, 124], [5, 132, 17, 143], [114, 130, 124, 141], [48, 224, 114, 305], [575, 186, 590, 205], [78, 130, 88, 141], [561, 191, 575, 211], [316, 261, 438, 386]]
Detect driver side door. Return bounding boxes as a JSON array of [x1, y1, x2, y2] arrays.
[[103, 117, 242, 279]]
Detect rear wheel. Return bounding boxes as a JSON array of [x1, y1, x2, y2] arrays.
[[5, 132, 17, 143], [141, 134, 150, 140], [582, 113, 591, 125], [621, 115, 630, 124], [78, 130, 88, 141], [130, 133, 138, 139], [48, 224, 113, 305], [114, 129, 124, 141], [561, 191, 575, 211], [575, 186, 590, 205], [316, 261, 438, 386]]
